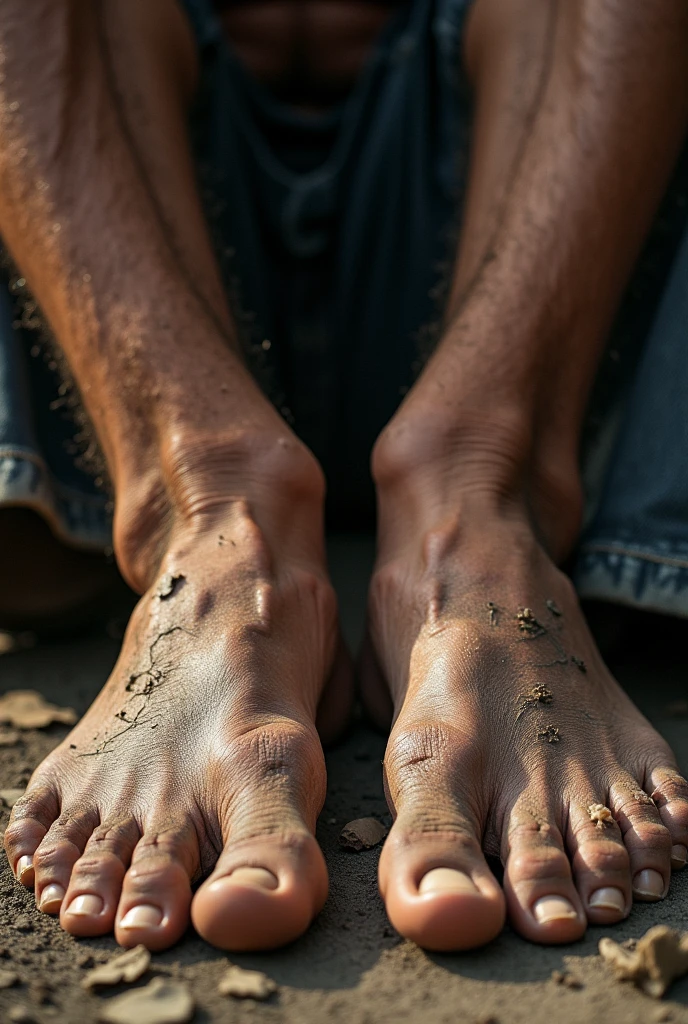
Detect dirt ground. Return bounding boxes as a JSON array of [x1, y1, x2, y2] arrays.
[[0, 536, 686, 1024]]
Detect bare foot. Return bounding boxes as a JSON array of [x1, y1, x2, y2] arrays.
[[365, 510, 688, 951], [4, 444, 351, 951]]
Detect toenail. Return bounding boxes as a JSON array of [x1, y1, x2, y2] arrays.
[[588, 887, 625, 913], [533, 896, 578, 925], [418, 868, 478, 897], [120, 904, 164, 929], [632, 868, 665, 900], [226, 867, 279, 891], [66, 894, 104, 917], [39, 883, 65, 914], [671, 844, 687, 869], [16, 855, 34, 885]]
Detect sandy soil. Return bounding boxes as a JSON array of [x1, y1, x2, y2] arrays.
[[0, 536, 686, 1024]]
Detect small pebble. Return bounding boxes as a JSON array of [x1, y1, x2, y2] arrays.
[[218, 965, 277, 1001], [13, 916, 33, 933], [0, 969, 19, 988], [8, 1008, 35, 1024]]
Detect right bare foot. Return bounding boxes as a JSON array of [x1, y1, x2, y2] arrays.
[[4, 435, 351, 951]]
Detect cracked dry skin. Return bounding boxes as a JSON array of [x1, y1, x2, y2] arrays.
[[3, 502, 350, 952]]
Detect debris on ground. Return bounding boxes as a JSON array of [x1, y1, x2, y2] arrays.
[[97, 977, 194, 1024], [12, 916, 33, 932], [8, 1006, 36, 1023], [0, 968, 19, 988], [218, 965, 277, 1000], [551, 970, 583, 989], [0, 731, 20, 747], [0, 690, 77, 730], [588, 803, 613, 828], [339, 817, 388, 851], [82, 945, 151, 989], [599, 925, 688, 998], [0, 789, 25, 808]]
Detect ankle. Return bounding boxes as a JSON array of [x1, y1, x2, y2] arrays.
[[372, 408, 583, 562], [112, 428, 326, 592]]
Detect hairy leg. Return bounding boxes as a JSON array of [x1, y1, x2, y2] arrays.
[[365, 0, 688, 950], [0, 0, 351, 950]]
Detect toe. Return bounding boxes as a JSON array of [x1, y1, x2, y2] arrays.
[[611, 778, 671, 903], [566, 799, 632, 924], [192, 721, 328, 951], [3, 784, 60, 889], [504, 798, 585, 944], [648, 766, 688, 872], [379, 724, 505, 952], [61, 818, 140, 936], [115, 821, 198, 951], [32, 806, 99, 916]]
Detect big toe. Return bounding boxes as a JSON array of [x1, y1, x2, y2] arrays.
[[192, 833, 327, 950], [191, 721, 328, 950], [380, 725, 505, 951]]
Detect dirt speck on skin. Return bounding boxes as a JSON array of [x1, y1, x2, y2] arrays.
[[516, 684, 553, 719], [339, 817, 388, 851], [570, 656, 587, 673], [82, 945, 151, 989], [218, 965, 277, 1000], [633, 789, 654, 805], [588, 803, 613, 828], [546, 599, 562, 617], [537, 725, 560, 744], [156, 573, 186, 601], [599, 925, 688, 998], [0, 690, 76, 729], [97, 977, 194, 1024]]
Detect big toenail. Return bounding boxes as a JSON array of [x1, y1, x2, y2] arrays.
[[16, 855, 34, 885], [632, 869, 665, 900], [671, 844, 687, 869], [588, 887, 625, 913], [120, 905, 164, 929], [226, 867, 278, 890], [418, 868, 478, 896], [66, 894, 104, 917], [39, 883, 65, 914], [533, 896, 578, 924]]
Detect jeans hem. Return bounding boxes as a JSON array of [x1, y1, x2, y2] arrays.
[[575, 543, 688, 619]]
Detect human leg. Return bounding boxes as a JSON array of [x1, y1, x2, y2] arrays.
[[0, 0, 350, 950]]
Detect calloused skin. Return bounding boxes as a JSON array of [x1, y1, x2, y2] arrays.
[[1, 0, 688, 954]]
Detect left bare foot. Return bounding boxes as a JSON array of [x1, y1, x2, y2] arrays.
[[364, 462, 688, 951]]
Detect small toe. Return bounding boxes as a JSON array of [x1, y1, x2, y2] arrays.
[[611, 779, 671, 903], [504, 801, 585, 943], [648, 766, 688, 872], [115, 822, 197, 951], [32, 807, 99, 915], [3, 784, 60, 888], [566, 799, 631, 924], [61, 817, 140, 936]]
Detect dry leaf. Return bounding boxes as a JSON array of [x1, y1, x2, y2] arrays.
[[0, 691, 77, 730], [0, 790, 25, 808], [599, 926, 688, 998], [98, 978, 194, 1024], [218, 965, 277, 1000], [82, 945, 151, 989], [339, 817, 388, 851]]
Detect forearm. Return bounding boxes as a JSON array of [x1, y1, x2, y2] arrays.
[[0, 1, 268, 481], [377, 0, 688, 554]]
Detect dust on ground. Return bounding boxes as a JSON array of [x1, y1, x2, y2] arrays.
[[0, 536, 686, 1024]]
